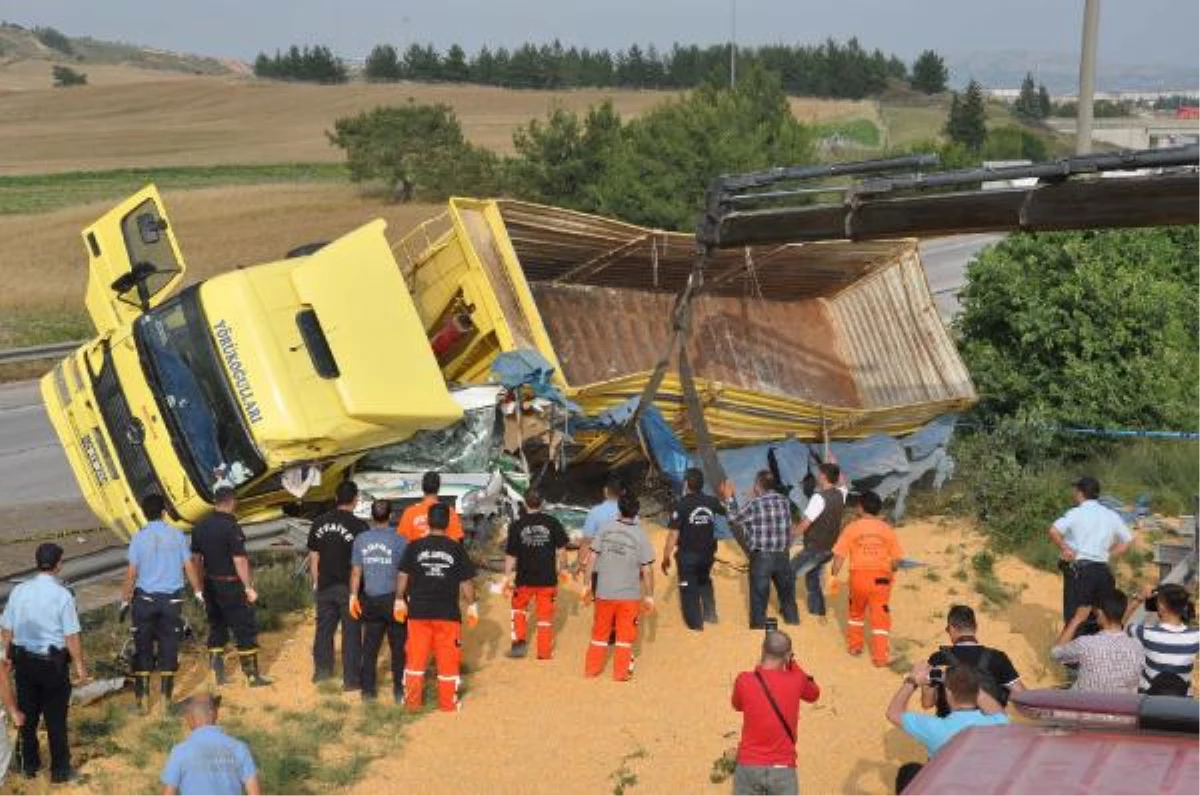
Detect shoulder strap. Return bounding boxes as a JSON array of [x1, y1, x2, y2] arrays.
[[753, 671, 796, 745]]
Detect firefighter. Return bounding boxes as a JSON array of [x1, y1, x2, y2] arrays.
[[121, 493, 204, 711], [582, 494, 655, 681], [502, 490, 569, 660], [829, 491, 903, 667], [394, 503, 477, 711], [396, 472, 465, 543], [191, 487, 270, 687]]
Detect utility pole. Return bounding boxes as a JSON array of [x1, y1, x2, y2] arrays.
[[729, 0, 737, 89], [1076, 0, 1100, 155]]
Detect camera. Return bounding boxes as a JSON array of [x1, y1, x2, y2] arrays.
[[928, 667, 945, 686], [765, 617, 779, 634]]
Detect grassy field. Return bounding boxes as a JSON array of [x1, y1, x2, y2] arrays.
[[0, 183, 443, 342], [0, 71, 878, 175], [0, 163, 347, 214]]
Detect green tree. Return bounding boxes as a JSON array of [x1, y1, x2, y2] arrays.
[[956, 228, 1200, 434], [443, 44, 470, 82], [327, 104, 498, 201], [51, 64, 87, 87], [1037, 84, 1052, 119], [364, 44, 401, 81], [910, 49, 948, 94], [590, 65, 814, 229], [509, 101, 623, 209], [1013, 72, 1040, 120], [945, 80, 987, 151]]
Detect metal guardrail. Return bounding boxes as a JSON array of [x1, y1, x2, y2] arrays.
[[0, 341, 83, 365]]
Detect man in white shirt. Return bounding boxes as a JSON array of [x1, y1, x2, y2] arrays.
[[1047, 476, 1132, 637], [790, 462, 848, 619]]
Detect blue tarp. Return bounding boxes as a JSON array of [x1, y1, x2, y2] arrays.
[[627, 408, 958, 522], [489, 350, 579, 411]]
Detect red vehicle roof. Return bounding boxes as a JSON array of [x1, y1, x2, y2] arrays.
[[903, 690, 1199, 795]]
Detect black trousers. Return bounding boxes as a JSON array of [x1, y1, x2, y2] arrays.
[[360, 593, 406, 698], [677, 551, 718, 630], [204, 579, 258, 651], [1061, 560, 1115, 636], [132, 589, 184, 672], [14, 648, 72, 778], [314, 583, 362, 687]]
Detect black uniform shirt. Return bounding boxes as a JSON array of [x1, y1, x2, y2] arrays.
[[400, 534, 476, 622], [669, 492, 727, 559], [307, 508, 368, 589], [505, 511, 568, 587], [190, 511, 247, 578]]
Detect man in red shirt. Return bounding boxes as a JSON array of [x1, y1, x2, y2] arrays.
[[730, 631, 820, 795]]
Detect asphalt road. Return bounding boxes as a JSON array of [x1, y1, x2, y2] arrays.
[[918, 233, 1005, 318], [0, 233, 1000, 536]]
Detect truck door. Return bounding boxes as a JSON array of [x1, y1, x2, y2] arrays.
[[82, 185, 188, 334]]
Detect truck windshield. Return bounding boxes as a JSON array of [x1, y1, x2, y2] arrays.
[[137, 289, 265, 501]]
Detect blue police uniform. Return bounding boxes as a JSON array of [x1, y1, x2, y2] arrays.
[[0, 572, 80, 780], [127, 519, 192, 702]]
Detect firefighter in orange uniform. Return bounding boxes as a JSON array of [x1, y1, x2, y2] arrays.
[[396, 472, 465, 543], [582, 494, 655, 681], [830, 490, 903, 667], [394, 503, 477, 711]]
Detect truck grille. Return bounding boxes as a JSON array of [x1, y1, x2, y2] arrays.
[[91, 348, 165, 512]]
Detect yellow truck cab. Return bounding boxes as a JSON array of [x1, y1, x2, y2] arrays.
[[41, 186, 462, 539]]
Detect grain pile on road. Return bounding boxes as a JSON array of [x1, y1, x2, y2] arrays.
[[61, 518, 1064, 796]]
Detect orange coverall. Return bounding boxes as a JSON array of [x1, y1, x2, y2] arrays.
[[585, 599, 641, 681], [512, 586, 557, 659], [404, 619, 462, 712], [396, 496, 465, 543], [831, 516, 903, 665]]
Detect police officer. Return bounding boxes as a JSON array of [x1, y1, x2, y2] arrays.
[[308, 481, 367, 690], [191, 487, 270, 687], [1047, 476, 1132, 636], [122, 494, 204, 711], [0, 543, 89, 783]]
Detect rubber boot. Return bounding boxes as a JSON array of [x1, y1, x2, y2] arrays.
[[240, 653, 272, 688], [160, 673, 177, 714], [133, 673, 151, 713], [209, 649, 229, 686]]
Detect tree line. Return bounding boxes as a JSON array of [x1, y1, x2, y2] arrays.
[[261, 38, 952, 99], [253, 45, 348, 84]]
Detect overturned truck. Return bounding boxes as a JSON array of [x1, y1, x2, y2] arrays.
[[396, 197, 975, 470]]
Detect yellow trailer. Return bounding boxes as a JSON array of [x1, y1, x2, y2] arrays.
[[397, 198, 976, 465]]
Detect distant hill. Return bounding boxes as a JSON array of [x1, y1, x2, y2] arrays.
[[946, 49, 1198, 94], [0, 21, 241, 78]]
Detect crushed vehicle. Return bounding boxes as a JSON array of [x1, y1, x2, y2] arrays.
[[902, 688, 1199, 795], [41, 186, 462, 539]]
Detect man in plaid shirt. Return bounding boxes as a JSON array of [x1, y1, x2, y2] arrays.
[[720, 470, 800, 629]]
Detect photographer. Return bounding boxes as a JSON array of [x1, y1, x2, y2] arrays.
[[887, 663, 1007, 760], [1124, 583, 1198, 694], [730, 629, 820, 796], [921, 605, 1024, 717]]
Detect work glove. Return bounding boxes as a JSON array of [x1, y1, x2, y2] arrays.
[[641, 596, 655, 615], [501, 579, 514, 600], [466, 602, 480, 628], [349, 595, 362, 620], [393, 598, 408, 623]]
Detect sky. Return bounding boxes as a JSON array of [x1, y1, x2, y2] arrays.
[[1, 0, 1196, 68]]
